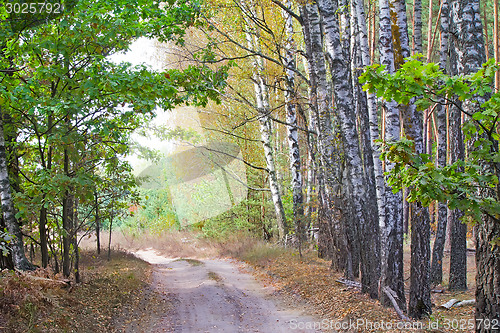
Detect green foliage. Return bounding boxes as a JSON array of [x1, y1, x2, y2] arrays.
[[361, 58, 500, 224], [201, 198, 271, 240], [0, 229, 13, 256], [120, 188, 179, 234], [0, 0, 229, 268]]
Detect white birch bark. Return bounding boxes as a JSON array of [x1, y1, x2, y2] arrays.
[[0, 107, 34, 271], [243, 18, 288, 240], [391, 0, 432, 319], [352, 0, 386, 243], [413, 0, 423, 55], [300, 2, 347, 267], [430, 0, 449, 285], [378, 0, 406, 311], [282, 0, 305, 243], [318, 0, 380, 298]]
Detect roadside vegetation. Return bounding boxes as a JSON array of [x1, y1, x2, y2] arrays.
[[0, 228, 478, 332], [0, 250, 170, 333]]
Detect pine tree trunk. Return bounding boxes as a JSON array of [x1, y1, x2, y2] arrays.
[[0, 107, 34, 271], [378, 0, 406, 311]]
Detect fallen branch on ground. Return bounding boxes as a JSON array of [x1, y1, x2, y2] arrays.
[[335, 278, 361, 289], [382, 286, 410, 321], [439, 299, 460, 309]]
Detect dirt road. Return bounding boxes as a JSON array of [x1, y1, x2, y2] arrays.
[[133, 249, 322, 332]]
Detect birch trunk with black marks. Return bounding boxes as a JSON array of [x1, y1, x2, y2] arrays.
[[244, 19, 288, 241], [378, 0, 406, 311], [391, 0, 432, 319], [350, 0, 378, 281], [405, 104, 432, 319], [447, 0, 469, 293], [413, 0, 423, 55], [353, 0, 386, 239], [452, 1, 498, 328], [318, 0, 380, 298], [430, 0, 449, 285], [282, 0, 305, 245], [300, 2, 347, 266], [0, 108, 34, 271]]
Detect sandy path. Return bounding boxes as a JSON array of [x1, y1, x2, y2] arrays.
[[133, 249, 323, 333]]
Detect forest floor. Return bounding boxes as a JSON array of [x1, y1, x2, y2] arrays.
[[0, 231, 476, 332]]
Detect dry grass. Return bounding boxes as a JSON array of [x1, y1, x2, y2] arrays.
[[80, 229, 221, 259], [0, 250, 168, 333]]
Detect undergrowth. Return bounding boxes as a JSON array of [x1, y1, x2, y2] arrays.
[[0, 250, 155, 333]]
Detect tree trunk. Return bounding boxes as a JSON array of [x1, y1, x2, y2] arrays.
[[393, 0, 433, 319], [0, 107, 34, 271], [353, 0, 386, 240], [95, 191, 100, 255], [282, 0, 305, 247], [413, 0, 423, 55], [318, 0, 380, 298], [62, 145, 73, 278], [452, 0, 497, 329], [430, 0, 450, 286], [73, 197, 80, 283], [475, 215, 500, 333], [378, 0, 406, 311], [38, 204, 49, 268], [243, 17, 288, 241], [425, 0, 434, 60], [107, 197, 114, 261], [300, 2, 346, 264], [351, 0, 382, 283]]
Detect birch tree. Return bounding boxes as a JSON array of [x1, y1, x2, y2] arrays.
[[318, 0, 380, 298], [378, 0, 406, 310], [353, 0, 386, 240], [430, 0, 450, 285], [0, 108, 35, 271], [391, 0, 432, 319], [243, 13, 288, 241], [300, 2, 346, 264], [282, 0, 305, 245]]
